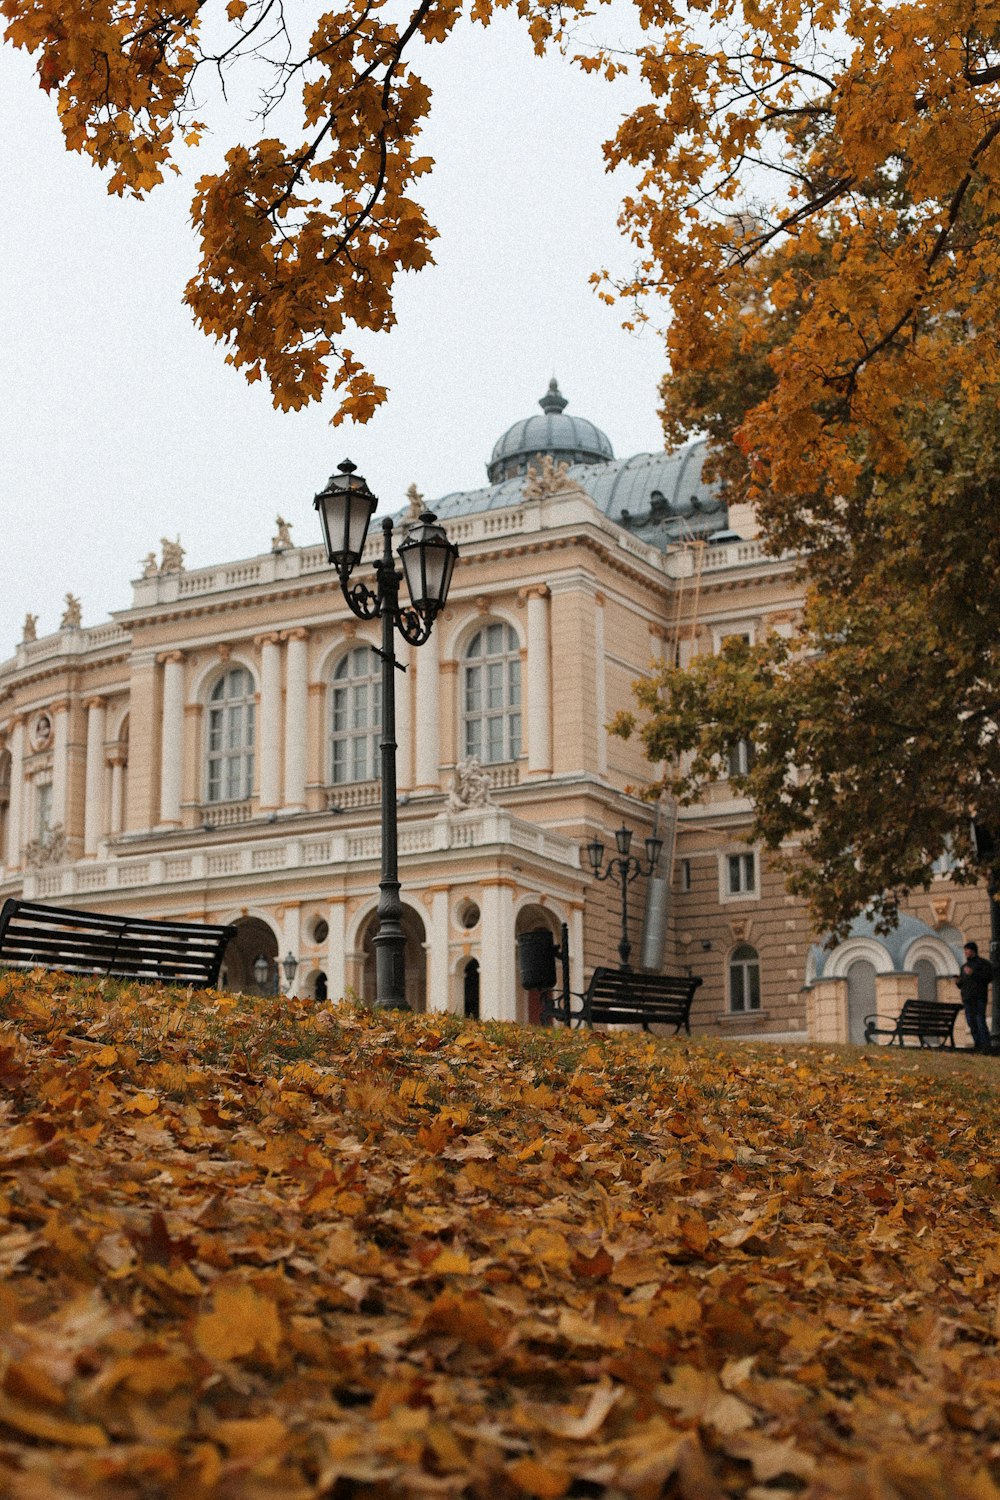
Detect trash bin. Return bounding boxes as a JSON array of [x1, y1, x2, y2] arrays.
[[517, 927, 557, 991]]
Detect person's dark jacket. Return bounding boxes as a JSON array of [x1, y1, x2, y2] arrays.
[[956, 954, 992, 1004]]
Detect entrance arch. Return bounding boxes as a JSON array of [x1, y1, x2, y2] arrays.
[[515, 903, 562, 1026], [220, 916, 278, 996], [359, 906, 427, 1012], [846, 959, 877, 1045], [463, 958, 480, 1019]]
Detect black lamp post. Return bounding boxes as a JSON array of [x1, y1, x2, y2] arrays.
[[282, 951, 299, 995], [315, 459, 458, 1009], [585, 823, 663, 971]]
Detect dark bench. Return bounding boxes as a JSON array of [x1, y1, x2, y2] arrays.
[[0, 898, 235, 989], [542, 967, 702, 1033], [864, 998, 962, 1049]]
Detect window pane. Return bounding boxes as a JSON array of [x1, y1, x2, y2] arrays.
[[509, 714, 521, 759], [744, 855, 756, 891], [747, 962, 761, 1009], [728, 855, 741, 893], [731, 966, 745, 1011]]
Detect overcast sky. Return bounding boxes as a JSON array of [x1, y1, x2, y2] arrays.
[[0, 10, 670, 657]]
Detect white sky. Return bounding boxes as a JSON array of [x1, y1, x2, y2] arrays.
[[0, 10, 670, 657]]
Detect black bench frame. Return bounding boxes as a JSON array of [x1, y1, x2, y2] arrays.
[[863, 998, 962, 1049], [541, 967, 702, 1033], [0, 898, 235, 989]]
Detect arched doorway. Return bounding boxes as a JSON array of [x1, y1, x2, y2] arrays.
[[846, 959, 877, 1045], [913, 958, 938, 1002], [515, 904, 562, 1025], [220, 917, 278, 996], [463, 958, 480, 1019], [360, 906, 427, 1012]]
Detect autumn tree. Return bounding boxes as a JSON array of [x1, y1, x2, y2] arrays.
[[1, 0, 593, 425], [596, 1, 1000, 933]]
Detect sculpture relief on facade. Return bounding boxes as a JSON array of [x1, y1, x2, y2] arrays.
[[271, 517, 294, 552], [447, 757, 492, 811], [24, 823, 67, 869]]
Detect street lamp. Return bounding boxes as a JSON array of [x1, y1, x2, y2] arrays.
[[585, 822, 663, 971], [281, 951, 299, 995], [252, 953, 270, 991], [315, 459, 459, 1009]]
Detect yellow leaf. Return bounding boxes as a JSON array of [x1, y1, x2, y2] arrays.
[[507, 1455, 571, 1498], [212, 1413, 288, 1459], [194, 1284, 282, 1362], [0, 1393, 106, 1448]]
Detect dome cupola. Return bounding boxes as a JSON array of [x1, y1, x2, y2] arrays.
[[487, 379, 613, 483]]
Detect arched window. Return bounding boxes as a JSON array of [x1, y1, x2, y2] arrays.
[[729, 944, 761, 1012], [206, 668, 255, 803], [462, 622, 521, 765], [330, 647, 381, 784]]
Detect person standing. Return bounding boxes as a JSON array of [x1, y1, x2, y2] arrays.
[[955, 941, 993, 1053]]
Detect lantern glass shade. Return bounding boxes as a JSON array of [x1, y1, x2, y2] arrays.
[[586, 838, 605, 873], [398, 511, 458, 618], [615, 825, 633, 858], [314, 459, 378, 574], [282, 951, 298, 986], [645, 835, 663, 869], [252, 955, 269, 987]]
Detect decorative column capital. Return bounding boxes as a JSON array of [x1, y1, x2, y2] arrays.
[[48, 698, 72, 715], [156, 650, 184, 666], [594, 590, 606, 607], [518, 584, 551, 603], [83, 695, 107, 711], [281, 626, 310, 643], [6, 713, 26, 730], [105, 748, 128, 768], [184, 702, 203, 718], [254, 632, 282, 649]]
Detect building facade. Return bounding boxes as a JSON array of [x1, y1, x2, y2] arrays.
[[0, 383, 987, 1041]]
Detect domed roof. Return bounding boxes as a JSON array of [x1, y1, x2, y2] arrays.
[[487, 379, 613, 483]]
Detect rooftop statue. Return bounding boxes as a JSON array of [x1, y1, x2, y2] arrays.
[[160, 537, 185, 574], [522, 453, 572, 500], [140, 552, 159, 578], [60, 594, 82, 630], [21, 613, 37, 643], [405, 483, 425, 519], [272, 516, 293, 552]]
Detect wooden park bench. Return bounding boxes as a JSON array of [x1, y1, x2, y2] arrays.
[[0, 898, 235, 990], [863, 998, 962, 1049], [542, 967, 703, 1034]]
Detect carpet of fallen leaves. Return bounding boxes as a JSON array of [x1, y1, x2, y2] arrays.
[[2, 974, 1000, 1500]]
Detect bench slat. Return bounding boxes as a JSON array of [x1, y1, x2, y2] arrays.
[[0, 898, 235, 989], [540, 967, 703, 1033], [864, 999, 962, 1048]]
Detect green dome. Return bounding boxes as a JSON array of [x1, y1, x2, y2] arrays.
[[487, 379, 613, 483]]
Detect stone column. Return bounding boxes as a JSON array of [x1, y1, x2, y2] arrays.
[[425, 886, 450, 1013], [108, 751, 126, 838], [523, 585, 552, 776], [50, 699, 71, 831], [594, 591, 608, 777], [396, 639, 413, 793], [479, 879, 517, 1021], [282, 628, 309, 811], [414, 625, 440, 790], [256, 633, 282, 811], [158, 651, 185, 827], [327, 899, 347, 1005], [83, 697, 107, 855], [5, 716, 25, 868]]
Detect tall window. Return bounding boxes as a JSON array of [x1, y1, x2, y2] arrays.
[[726, 738, 755, 777], [330, 647, 381, 784], [462, 622, 521, 764], [206, 668, 256, 803], [729, 944, 761, 1012], [727, 852, 756, 895]]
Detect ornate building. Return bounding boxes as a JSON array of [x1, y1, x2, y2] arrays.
[[0, 383, 987, 1040]]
